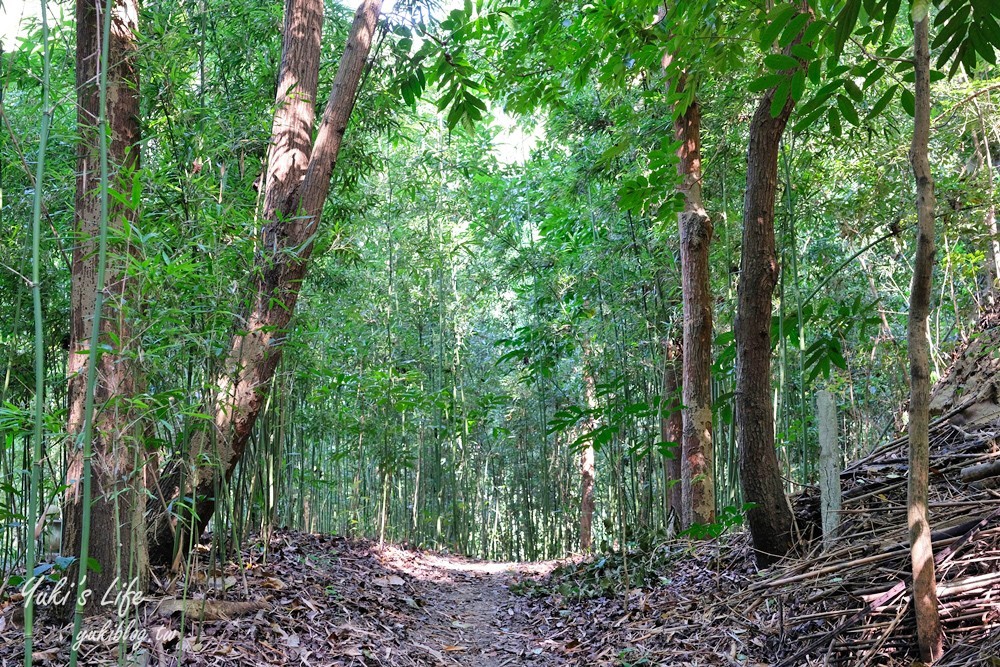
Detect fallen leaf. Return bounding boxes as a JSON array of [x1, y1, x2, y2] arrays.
[[207, 575, 238, 590], [149, 625, 179, 644], [260, 577, 286, 590], [413, 643, 444, 662]]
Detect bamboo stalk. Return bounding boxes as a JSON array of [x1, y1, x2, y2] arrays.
[[23, 3, 52, 664]]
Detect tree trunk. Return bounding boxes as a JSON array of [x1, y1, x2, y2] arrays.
[[907, 4, 944, 662], [148, 0, 383, 566], [62, 0, 147, 615], [676, 97, 715, 529], [579, 364, 598, 552], [976, 115, 999, 306], [735, 67, 798, 570], [985, 204, 999, 303], [816, 389, 840, 551], [661, 339, 683, 521], [579, 443, 595, 551]]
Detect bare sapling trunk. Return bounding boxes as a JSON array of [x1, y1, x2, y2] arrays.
[[675, 96, 715, 529], [816, 389, 840, 550], [907, 2, 944, 662], [62, 0, 147, 615], [148, 0, 383, 565]]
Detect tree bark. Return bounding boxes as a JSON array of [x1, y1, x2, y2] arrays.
[[62, 0, 147, 614], [148, 0, 383, 565], [579, 443, 596, 551], [579, 362, 598, 551], [907, 4, 944, 662], [661, 339, 683, 521], [816, 389, 840, 551], [975, 114, 999, 306], [985, 203, 999, 303], [675, 97, 715, 529], [735, 65, 797, 569]]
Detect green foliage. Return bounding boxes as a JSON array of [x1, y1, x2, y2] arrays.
[[831, 0, 1000, 78], [510, 530, 684, 600], [1, 0, 997, 586], [679, 503, 756, 540]]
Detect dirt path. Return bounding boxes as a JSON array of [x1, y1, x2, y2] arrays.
[[377, 547, 566, 666], [0, 532, 572, 666]]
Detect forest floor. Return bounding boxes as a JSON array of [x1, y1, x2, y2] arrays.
[[3, 508, 1000, 666], [0, 531, 575, 667], [11, 334, 1000, 666], [9, 399, 1000, 667], [0, 526, 771, 667]]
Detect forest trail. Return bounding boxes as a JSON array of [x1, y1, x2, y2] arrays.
[[376, 547, 565, 666], [0, 532, 572, 666]]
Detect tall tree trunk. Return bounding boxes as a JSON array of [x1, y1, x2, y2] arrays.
[[148, 0, 383, 565], [579, 442, 596, 551], [735, 67, 798, 570], [661, 339, 683, 521], [62, 0, 147, 614], [579, 361, 598, 552], [676, 96, 715, 529], [907, 3, 944, 662]]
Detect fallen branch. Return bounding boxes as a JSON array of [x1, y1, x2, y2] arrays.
[[153, 598, 268, 621], [960, 459, 1000, 483]]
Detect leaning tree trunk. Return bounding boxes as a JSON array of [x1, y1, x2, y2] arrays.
[[62, 0, 147, 615], [675, 96, 715, 529], [735, 55, 804, 569], [907, 3, 944, 662], [148, 0, 383, 566]]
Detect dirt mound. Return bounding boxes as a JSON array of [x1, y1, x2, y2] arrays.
[[749, 323, 1000, 665], [930, 320, 1000, 425]]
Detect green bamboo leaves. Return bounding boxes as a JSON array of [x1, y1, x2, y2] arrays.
[[833, 0, 1000, 78], [932, 0, 1000, 74], [421, 7, 491, 131], [794, 0, 999, 137], [751, 3, 822, 119]]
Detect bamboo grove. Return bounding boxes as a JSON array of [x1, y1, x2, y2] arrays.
[[0, 0, 998, 648]]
